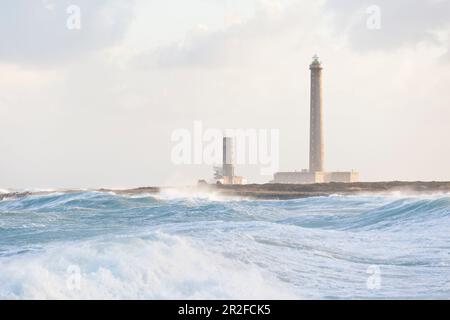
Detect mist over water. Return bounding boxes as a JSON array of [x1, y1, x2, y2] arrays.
[[0, 191, 449, 299]]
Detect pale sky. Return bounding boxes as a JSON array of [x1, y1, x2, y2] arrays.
[[0, 0, 449, 189]]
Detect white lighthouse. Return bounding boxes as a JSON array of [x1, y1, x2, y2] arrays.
[[309, 54, 324, 173], [272, 55, 359, 184]]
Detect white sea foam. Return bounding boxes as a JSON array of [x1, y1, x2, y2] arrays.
[[153, 188, 247, 203], [117, 193, 156, 199], [0, 233, 296, 300], [1, 192, 449, 299]]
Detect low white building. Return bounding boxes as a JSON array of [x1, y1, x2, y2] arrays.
[[273, 171, 359, 184]]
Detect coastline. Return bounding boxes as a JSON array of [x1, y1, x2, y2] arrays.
[[1, 182, 450, 201], [208, 181, 450, 199], [93, 181, 450, 200]]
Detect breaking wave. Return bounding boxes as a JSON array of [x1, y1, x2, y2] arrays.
[[0, 191, 449, 299]]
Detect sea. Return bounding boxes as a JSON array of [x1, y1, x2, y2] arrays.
[[0, 189, 449, 299]]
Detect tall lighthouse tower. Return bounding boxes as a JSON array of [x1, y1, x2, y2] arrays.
[[309, 55, 324, 173], [272, 54, 359, 184]]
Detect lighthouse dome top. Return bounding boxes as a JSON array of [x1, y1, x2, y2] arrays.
[[311, 54, 321, 64], [310, 54, 322, 69]]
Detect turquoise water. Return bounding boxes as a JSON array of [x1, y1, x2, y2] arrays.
[[0, 190, 449, 299]]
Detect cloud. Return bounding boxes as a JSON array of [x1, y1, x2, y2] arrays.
[[134, 0, 450, 67], [325, 0, 450, 53], [0, 0, 135, 66], [135, 1, 330, 69]]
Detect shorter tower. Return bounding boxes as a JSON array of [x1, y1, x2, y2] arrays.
[[222, 137, 235, 181]]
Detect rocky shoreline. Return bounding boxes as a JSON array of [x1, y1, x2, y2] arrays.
[[209, 181, 450, 199], [114, 181, 450, 200]]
